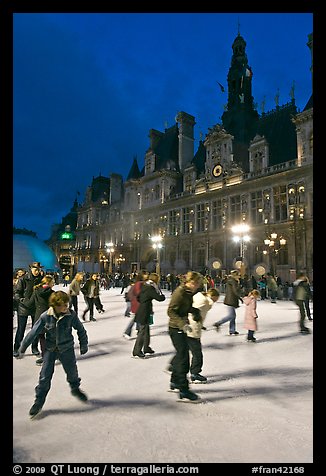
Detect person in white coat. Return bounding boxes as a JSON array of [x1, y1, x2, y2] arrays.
[[186, 288, 220, 383]]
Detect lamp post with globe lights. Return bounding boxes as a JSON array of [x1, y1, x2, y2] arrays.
[[151, 235, 163, 276], [263, 232, 287, 276], [232, 223, 251, 275], [106, 242, 115, 274]]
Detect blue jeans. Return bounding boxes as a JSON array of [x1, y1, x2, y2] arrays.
[[216, 305, 237, 333], [35, 347, 81, 403]]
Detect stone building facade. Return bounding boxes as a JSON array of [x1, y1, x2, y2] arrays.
[[49, 32, 313, 282]]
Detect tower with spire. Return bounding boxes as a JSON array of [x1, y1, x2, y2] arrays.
[[221, 30, 259, 171]]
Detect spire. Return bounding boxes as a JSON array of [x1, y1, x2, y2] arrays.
[[126, 156, 141, 181]]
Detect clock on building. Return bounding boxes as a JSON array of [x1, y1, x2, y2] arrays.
[[212, 164, 223, 177]]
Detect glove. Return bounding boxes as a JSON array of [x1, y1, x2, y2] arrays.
[[190, 307, 201, 322], [80, 347, 88, 355], [182, 324, 192, 333]]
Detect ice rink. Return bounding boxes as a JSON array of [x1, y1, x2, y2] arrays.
[[13, 285, 313, 464]]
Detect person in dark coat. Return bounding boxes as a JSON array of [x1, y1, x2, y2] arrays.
[[80, 273, 101, 321], [167, 271, 203, 403], [13, 262, 43, 357], [17, 290, 89, 418], [132, 273, 165, 358], [30, 275, 56, 365], [123, 270, 149, 339], [213, 269, 243, 335], [13, 269, 26, 316]]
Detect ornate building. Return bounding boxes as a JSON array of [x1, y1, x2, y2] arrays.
[[49, 31, 313, 282]]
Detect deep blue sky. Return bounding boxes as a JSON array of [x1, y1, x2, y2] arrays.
[[13, 12, 313, 241]]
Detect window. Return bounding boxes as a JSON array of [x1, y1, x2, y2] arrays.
[[182, 207, 194, 234], [197, 247, 206, 268], [230, 195, 241, 224], [273, 186, 287, 222], [196, 203, 207, 232], [211, 200, 223, 230], [250, 191, 264, 224], [168, 210, 180, 236], [253, 151, 263, 172], [184, 173, 193, 193]]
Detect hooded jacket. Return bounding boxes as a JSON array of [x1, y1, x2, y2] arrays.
[[243, 295, 258, 331]]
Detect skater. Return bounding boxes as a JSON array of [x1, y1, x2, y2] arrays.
[[16, 290, 88, 418], [213, 269, 243, 335], [13, 262, 43, 357], [132, 273, 165, 358], [30, 274, 56, 365], [293, 273, 311, 334], [266, 273, 278, 303], [68, 272, 84, 314], [185, 287, 220, 383], [123, 281, 133, 317], [243, 289, 260, 342], [304, 277, 313, 320], [167, 271, 203, 403], [80, 273, 102, 321], [123, 270, 149, 339]]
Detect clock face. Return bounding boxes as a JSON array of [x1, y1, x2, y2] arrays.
[[212, 164, 223, 177]]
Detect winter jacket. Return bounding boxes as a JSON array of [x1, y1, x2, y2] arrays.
[[135, 280, 165, 325], [187, 292, 214, 339], [266, 275, 278, 291], [129, 281, 144, 314], [32, 285, 55, 321], [293, 279, 309, 302], [243, 295, 258, 331], [14, 271, 43, 316], [81, 279, 100, 298], [19, 306, 88, 354], [168, 285, 199, 330], [69, 278, 82, 296], [223, 276, 242, 308]]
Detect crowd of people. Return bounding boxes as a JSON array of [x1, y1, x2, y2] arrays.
[[13, 263, 313, 415]]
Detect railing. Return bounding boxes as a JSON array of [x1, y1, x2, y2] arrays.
[[242, 159, 298, 180]]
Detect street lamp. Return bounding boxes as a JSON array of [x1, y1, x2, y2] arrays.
[[263, 232, 287, 276], [100, 254, 108, 273], [232, 224, 251, 274], [116, 254, 126, 270], [106, 242, 115, 274], [151, 235, 163, 276]]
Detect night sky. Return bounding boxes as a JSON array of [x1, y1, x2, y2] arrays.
[[13, 12, 313, 241]]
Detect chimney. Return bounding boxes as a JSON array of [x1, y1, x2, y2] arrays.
[[176, 111, 196, 172]]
